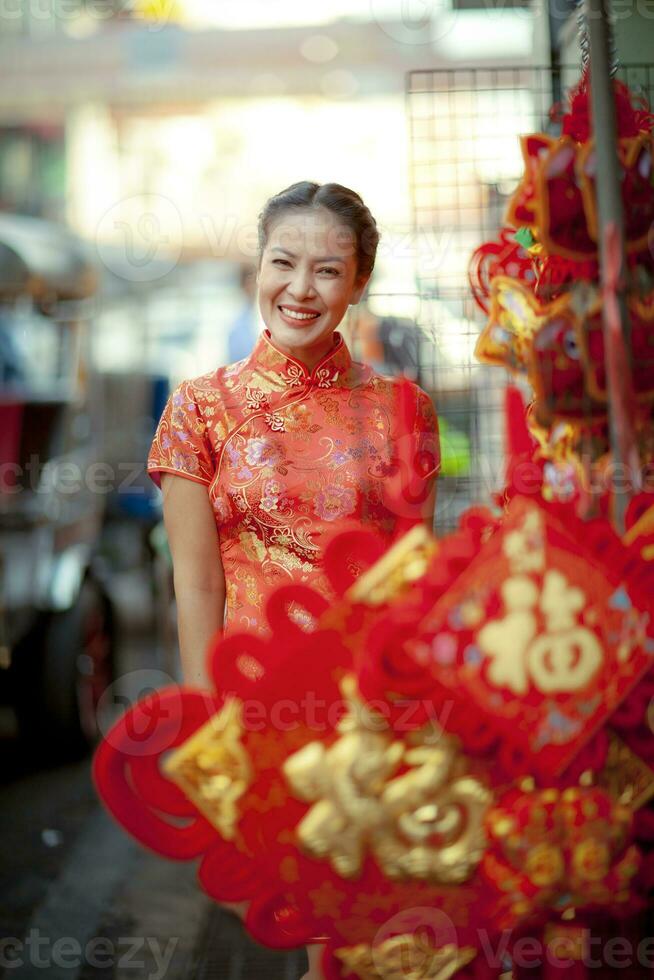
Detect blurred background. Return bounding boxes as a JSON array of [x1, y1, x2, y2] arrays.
[[1, 1, 653, 977]]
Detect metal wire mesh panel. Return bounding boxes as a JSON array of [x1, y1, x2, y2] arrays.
[[402, 63, 654, 534]]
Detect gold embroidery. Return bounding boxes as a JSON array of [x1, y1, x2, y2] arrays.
[[315, 366, 337, 388], [265, 412, 285, 431], [283, 675, 491, 882], [245, 387, 268, 412], [238, 530, 266, 563], [597, 731, 654, 809], [307, 880, 348, 919], [163, 698, 252, 840], [347, 524, 438, 607], [481, 506, 603, 694], [334, 937, 476, 980], [268, 544, 315, 574], [503, 507, 545, 573], [284, 363, 305, 387], [486, 786, 640, 912], [478, 568, 603, 696]]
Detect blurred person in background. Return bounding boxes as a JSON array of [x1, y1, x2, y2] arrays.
[[147, 181, 440, 979], [355, 301, 422, 380], [226, 262, 259, 362], [0, 307, 27, 385]]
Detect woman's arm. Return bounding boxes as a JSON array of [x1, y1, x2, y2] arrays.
[[423, 478, 437, 533], [160, 474, 225, 689]]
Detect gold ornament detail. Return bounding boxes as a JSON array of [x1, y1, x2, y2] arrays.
[[475, 276, 549, 372], [347, 524, 438, 607], [485, 785, 640, 914], [476, 508, 604, 698], [334, 936, 476, 980], [283, 675, 491, 881], [598, 731, 654, 809], [163, 698, 252, 840]]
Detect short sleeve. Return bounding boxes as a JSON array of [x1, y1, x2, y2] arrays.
[[147, 379, 216, 489], [414, 387, 440, 485]]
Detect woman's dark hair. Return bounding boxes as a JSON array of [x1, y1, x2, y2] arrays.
[[257, 181, 380, 279]]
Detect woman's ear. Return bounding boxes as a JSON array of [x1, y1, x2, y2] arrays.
[[350, 275, 370, 305]]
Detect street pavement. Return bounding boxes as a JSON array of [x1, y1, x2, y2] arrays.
[[0, 562, 308, 980]]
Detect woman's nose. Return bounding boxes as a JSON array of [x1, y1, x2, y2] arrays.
[[287, 266, 316, 299]]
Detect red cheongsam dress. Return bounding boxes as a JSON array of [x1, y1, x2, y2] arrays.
[[147, 329, 439, 637]]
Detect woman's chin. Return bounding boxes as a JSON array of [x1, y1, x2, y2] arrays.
[[272, 322, 334, 349]]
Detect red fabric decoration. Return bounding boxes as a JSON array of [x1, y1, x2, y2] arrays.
[[92, 478, 654, 978]]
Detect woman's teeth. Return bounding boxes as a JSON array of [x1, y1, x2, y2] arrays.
[[279, 306, 320, 320]]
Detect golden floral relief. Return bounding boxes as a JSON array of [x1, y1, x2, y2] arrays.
[[503, 507, 545, 573], [283, 675, 492, 883], [347, 524, 438, 608], [485, 785, 640, 915], [597, 732, 654, 810], [334, 936, 476, 980], [478, 568, 603, 696], [163, 698, 252, 841]]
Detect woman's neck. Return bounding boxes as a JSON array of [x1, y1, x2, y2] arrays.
[[266, 332, 338, 373]]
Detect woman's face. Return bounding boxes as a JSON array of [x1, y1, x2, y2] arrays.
[[257, 207, 369, 363]]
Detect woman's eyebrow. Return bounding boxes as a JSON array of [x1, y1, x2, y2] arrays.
[[270, 246, 346, 263]]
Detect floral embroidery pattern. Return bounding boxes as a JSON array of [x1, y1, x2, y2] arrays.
[[265, 413, 286, 432], [284, 363, 305, 387], [315, 366, 338, 388], [313, 483, 357, 522], [245, 387, 269, 413], [212, 495, 230, 523], [172, 449, 200, 475], [244, 437, 281, 469], [147, 330, 439, 638], [261, 479, 283, 513]]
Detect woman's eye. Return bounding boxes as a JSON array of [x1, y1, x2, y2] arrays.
[[272, 258, 291, 267], [319, 267, 339, 276]]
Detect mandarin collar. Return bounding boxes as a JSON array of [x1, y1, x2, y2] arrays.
[[246, 329, 353, 390]]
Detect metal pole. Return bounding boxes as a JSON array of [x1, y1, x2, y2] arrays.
[[585, 0, 637, 532]]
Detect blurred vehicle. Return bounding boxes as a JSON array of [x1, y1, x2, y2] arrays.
[[0, 213, 116, 758]]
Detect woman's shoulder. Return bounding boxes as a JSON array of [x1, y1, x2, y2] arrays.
[[178, 349, 252, 387], [354, 360, 433, 403], [170, 366, 231, 411]]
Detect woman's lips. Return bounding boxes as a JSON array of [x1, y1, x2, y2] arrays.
[[277, 304, 322, 326]]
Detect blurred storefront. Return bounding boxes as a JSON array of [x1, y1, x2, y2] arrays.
[[0, 1, 537, 362], [0, 1, 567, 545]]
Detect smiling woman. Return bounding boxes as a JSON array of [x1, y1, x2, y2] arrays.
[[148, 179, 438, 644], [256, 182, 376, 368], [146, 180, 440, 979]]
